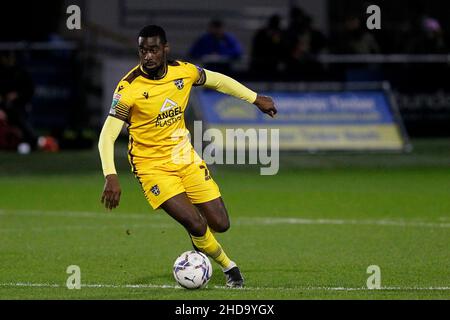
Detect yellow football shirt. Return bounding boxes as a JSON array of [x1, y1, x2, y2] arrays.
[[109, 60, 202, 162]]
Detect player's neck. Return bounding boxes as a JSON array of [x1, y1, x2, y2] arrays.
[[140, 63, 167, 80]]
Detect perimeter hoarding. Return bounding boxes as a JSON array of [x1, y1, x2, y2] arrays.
[[195, 88, 409, 151]]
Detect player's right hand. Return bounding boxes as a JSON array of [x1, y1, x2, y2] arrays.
[[101, 174, 122, 210]]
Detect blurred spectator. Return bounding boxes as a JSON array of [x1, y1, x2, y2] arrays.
[[250, 14, 283, 77], [0, 53, 37, 151], [333, 15, 380, 54], [189, 19, 243, 73], [387, 18, 413, 53], [284, 7, 327, 55], [0, 53, 58, 153], [407, 16, 447, 53], [282, 7, 326, 80]]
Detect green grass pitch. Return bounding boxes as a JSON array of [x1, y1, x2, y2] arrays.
[[0, 139, 449, 299]]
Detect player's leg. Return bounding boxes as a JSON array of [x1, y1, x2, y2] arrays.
[[180, 155, 244, 287], [160, 193, 236, 278], [195, 197, 230, 233], [189, 197, 227, 256], [181, 157, 229, 233], [195, 197, 244, 287], [188, 197, 228, 255], [160, 192, 207, 236], [130, 156, 238, 284]]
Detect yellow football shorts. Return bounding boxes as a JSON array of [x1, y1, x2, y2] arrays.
[[129, 150, 221, 210]]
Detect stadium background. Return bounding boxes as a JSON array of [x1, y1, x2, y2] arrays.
[[0, 0, 449, 299]]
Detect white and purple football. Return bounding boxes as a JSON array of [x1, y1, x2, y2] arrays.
[[173, 251, 212, 289]]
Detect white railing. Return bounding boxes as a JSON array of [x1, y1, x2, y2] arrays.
[[0, 42, 78, 51], [316, 54, 450, 64]]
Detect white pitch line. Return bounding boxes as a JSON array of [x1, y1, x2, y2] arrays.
[[0, 209, 156, 220], [0, 223, 177, 233], [0, 282, 449, 292], [236, 217, 450, 229], [1, 209, 449, 229]]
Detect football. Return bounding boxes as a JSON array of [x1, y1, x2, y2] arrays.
[[173, 251, 212, 289]]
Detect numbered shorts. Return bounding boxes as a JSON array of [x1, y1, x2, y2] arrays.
[[130, 155, 221, 210]]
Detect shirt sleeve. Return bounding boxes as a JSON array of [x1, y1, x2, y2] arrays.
[[203, 69, 257, 104], [192, 64, 206, 86], [180, 61, 205, 86], [98, 116, 125, 176], [109, 81, 134, 122]]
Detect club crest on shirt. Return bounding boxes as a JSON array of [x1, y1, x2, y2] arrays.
[[174, 78, 184, 90], [150, 184, 160, 196]]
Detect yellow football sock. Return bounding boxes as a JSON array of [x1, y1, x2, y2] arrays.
[[191, 226, 234, 271]]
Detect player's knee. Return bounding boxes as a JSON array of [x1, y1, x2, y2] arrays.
[[212, 206, 230, 232], [217, 220, 230, 233], [211, 218, 230, 233], [187, 216, 207, 237]]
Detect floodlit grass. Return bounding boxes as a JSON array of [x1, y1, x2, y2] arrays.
[[0, 139, 449, 299]]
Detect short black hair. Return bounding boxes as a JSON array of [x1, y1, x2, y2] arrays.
[[138, 25, 167, 44]]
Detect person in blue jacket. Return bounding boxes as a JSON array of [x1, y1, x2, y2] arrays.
[[189, 19, 243, 73]]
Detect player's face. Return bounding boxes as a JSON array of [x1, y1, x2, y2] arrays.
[[138, 36, 168, 72]]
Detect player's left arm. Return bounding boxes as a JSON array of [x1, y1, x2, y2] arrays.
[[195, 68, 277, 117]]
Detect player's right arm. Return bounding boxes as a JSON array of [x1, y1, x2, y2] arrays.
[[98, 116, 124, 210], [98, 79, 134, 210]]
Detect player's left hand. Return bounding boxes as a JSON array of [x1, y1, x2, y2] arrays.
[[254, 95, 277, 118]]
